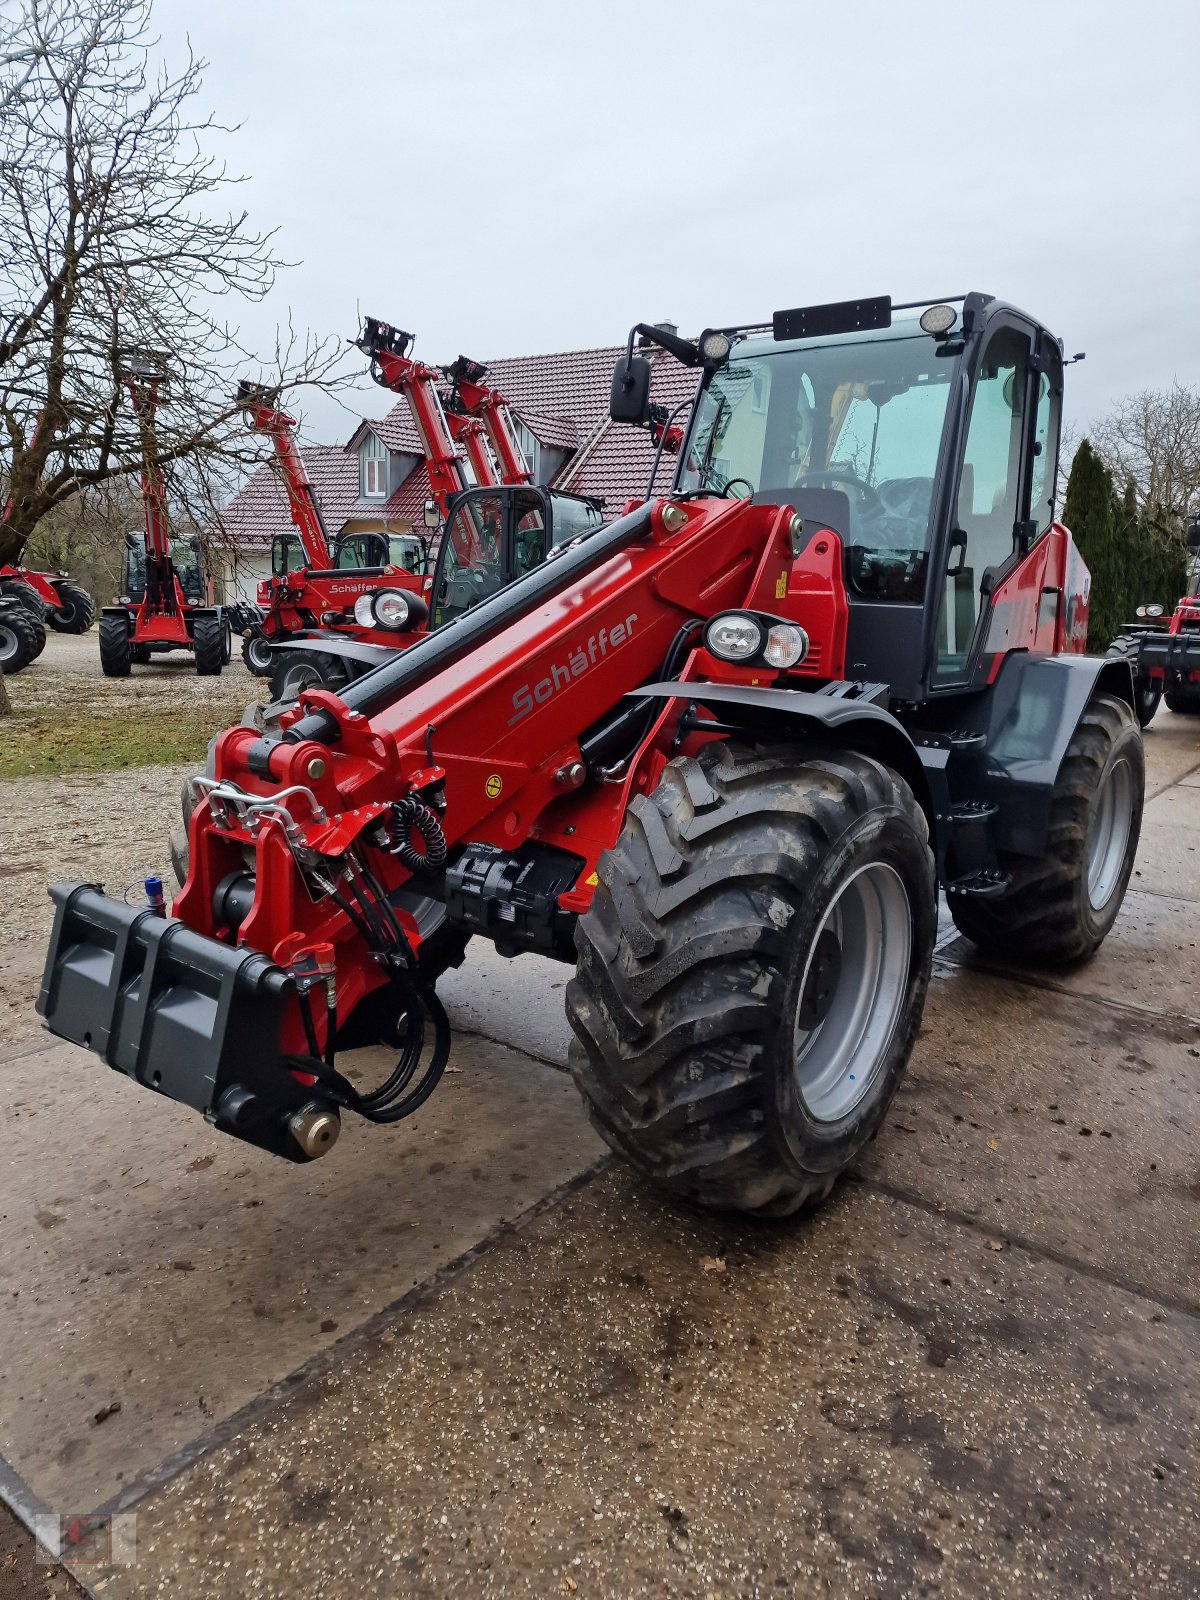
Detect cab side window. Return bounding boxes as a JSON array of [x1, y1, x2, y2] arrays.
[[936, 325, 1033, 678], [1028, 350, 1062, 535]]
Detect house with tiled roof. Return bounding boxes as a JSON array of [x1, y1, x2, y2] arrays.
[[214, 334, 694, 602]]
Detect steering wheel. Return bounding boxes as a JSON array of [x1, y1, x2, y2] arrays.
[[721, 477, 755, 500], [795, 469, 881, 516]]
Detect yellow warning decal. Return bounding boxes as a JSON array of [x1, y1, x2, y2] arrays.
[[775, 570, 788, 599], [585, 871, 598, 886], [485, 774, 503, 799]]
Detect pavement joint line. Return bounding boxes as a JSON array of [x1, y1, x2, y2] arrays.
[[447, 1020, 567, 1075], [0, 1037, 63, 1069], [1146, 754, 1200, 802], [856, 1174, 1200, 1324], [932, 953, 1200, 1034], [90, 1155, 613, 1521]]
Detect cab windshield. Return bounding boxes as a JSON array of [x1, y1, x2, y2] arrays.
[[679, 319, 954, 601]]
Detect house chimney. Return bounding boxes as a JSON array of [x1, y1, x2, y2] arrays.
[[654, 320, 678, 337]]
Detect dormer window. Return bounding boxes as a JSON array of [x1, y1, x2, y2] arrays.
[[362, 432, 387, 499], [513, 418, 539, 482]]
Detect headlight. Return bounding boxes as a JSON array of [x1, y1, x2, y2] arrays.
[[698, 329, 731, 365], [763, 623, 808, 669], [353, 593, 376, 627], [705, 613, 764, 661], [1137, 603, 1165, 618], [920, 303, 958, 336], [373, 589, 412, 630]]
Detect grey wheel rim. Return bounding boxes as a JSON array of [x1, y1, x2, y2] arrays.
[[1087, 755, 1134, 911], [248, 636, 273, 672], [279, 661, 320, 700], [0, 621, 20, 666], [793, 861, 913, 1122]]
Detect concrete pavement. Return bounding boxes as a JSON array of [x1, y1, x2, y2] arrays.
[[1, 700, 1198, 1597]]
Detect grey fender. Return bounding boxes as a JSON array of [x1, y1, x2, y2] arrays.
[[953, 651, 1138, 858], [634, 680, 936, 833], [271, 634, 400, 669]]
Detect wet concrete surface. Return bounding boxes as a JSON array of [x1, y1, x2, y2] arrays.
[[0, 706, 1197, 1595], [109, 1172, 1200, 1599]]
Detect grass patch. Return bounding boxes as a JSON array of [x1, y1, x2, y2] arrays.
[[0, 701, 251, 780]]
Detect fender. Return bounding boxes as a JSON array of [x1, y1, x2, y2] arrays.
[[951, 651, 1136, 858], [270, 634, 400, 668], [634, 679, 937, 831]]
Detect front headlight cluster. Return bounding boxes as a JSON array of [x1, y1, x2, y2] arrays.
[[354, 588, 415, 632], [703, 611, 809, 670], [1136, 603, 1165, 619]]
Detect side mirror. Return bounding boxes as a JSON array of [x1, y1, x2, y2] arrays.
[[423, 498, 440, 530], [1186, 519, 1200, 550], [609, 355, 651, 426]]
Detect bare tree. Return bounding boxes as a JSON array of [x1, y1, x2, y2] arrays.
[[0, 0, 346, 565], [1091, 383, 1200, 534]]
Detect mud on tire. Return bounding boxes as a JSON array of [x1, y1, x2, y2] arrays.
[[567, 741, 937, 1217], [947, 692, 1142, 965]]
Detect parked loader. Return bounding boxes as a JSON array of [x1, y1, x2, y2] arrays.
[[99, 361, 230, 677], [259, 321, 602, 701], [0, 592, 44, 675], [1, 415, 98, 637], [38, 293, 1142, 1220], [1106, 516, 1200, 723]]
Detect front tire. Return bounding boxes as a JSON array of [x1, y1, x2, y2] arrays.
[[0, 605, 41, 674], [193, 614, 224, 676], [48, 579, 97, 634], [1, 580, 46, 623], [567, 742, 936, 1217], [243, 631, 274, 675], [1164, 686, 1200, 714], [948, 692, 1142, 964], [98, 612, 132, 677]]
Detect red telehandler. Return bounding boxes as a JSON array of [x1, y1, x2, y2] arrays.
[[1106, 516, 1200, 724], [1, 416, 97, 640], [39, 292, 1143, 1223], [98, 361, 231, 677], [259, 321, 602, 700], [233, 382, 427, 690]]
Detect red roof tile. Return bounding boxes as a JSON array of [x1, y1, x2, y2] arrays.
[[217, 445, 360, 552]]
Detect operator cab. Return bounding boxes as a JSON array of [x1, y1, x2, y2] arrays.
[[122, 530, 205, 605], [620, 294, 1064, 703], [432, 485, 603, 627], [269, 530, 426, 578]]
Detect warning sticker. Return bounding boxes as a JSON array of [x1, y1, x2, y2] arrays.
[[584, 871, 599, 887], [775, 571, 788, 599], [485, 774, 503, 799]]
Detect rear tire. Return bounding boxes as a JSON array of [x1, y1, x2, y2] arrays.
[[47, 579, 97, 634], [98, 612, 132, 677], [243, 631, 274, 675], [567, 742, 936, 1217], [0, 605, 41, 674], [1164, 687, 1200, 714], [1, 579, 47, 623], [269, 648, 348, 703], [948, 693, 1142, 965], [193, 614, 224, 676]]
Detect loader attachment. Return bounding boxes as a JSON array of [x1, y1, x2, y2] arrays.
[[36, 883, 341, 1162]]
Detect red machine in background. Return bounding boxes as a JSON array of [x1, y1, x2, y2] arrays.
[[98, 360, 230, 677], [1107, 516, 1200, 725], [0, 414, 97, 640], [256, 321, 603, 700], [234, 381, 429, 697]]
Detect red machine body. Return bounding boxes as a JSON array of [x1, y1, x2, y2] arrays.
[[0, 413, 96, 638], [98, 365, 229, 676]]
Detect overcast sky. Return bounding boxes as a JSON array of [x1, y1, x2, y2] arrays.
[[153, 0, 1200, 448]]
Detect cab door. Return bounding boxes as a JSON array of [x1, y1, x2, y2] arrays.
[[932, 317, 1040, 687]]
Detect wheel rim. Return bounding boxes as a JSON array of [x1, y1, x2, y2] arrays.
[[0, 622, 20, 666], [248, 637, 272, 672], [279, 661, 320, 699], [1139, 684, 1160, 722], [793, 862, 913, 1123], [1087, 755, 1134, 911]]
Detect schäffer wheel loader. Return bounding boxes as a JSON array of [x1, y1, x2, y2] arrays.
[[37, 292, 1142, 1219]]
